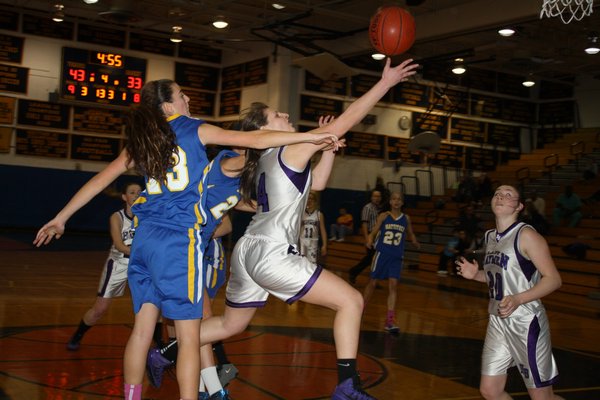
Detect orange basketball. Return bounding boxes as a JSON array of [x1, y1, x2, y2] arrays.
[[369, 6, 416, 56]]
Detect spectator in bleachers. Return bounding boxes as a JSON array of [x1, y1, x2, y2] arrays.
[[329, 207, 354, 242], [526, 189, 546, 217], [522, 199, 550, 235], [453, 171, 477, 204], [457, 204, 482, 240], [437, 228, 472, 275], [552, 185, 582, 227], [581, 155, 598, 181], [474, 171, 493, 205]]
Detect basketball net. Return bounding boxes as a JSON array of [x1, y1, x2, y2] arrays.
[[540, 0, 594, 24]]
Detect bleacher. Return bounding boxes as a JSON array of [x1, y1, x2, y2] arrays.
[[325, 129, 600, 319]]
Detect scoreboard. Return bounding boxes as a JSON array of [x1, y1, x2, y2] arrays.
[[60, 47, 146, 107]]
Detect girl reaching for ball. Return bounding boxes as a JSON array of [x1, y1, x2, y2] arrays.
[[199, 57, 418, 400]]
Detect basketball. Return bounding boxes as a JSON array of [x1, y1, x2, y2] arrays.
[[369, 6, 416, 56]]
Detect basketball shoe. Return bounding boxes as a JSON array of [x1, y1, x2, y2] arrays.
[[66, 335, 81, 351], [198, 393, 210, 400], [146, 347, 172, 387], [217, 363, 239, 387], [332, 375, 376, 399], [208, 389, 232, 399], [384, 318, 400, 334]]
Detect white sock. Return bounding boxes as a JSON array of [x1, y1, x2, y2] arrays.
[[201, 366, 223, 395], [198, 375, 205, 392]]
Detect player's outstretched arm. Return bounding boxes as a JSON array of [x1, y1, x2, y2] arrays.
[[34, 150, 132, 247], [310, 58, 419, 138]]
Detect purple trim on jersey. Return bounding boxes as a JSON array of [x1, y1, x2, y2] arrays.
[[286, 265, 323, 304], [98, 259, 114, 296], [514, 225, 536, 281], [277, 147, 310, 194], [225, 299, 267, 308], [494, 220, 520, 242]]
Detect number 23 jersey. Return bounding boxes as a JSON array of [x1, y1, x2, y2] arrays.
[[373, 212, 408, 257], [483, 222, 543, 318]]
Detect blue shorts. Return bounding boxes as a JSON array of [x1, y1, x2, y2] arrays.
[[370, 251, 403, 280], [204, 238, 227, 299], [128, 221, 204, 320]]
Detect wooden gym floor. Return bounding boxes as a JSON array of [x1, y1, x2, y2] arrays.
[[0, 230, 599, 399]]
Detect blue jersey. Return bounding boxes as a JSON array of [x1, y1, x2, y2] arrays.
[[132, 114, 209, 230], [373, 212, 408, 258], [200, 149, 242, 243]]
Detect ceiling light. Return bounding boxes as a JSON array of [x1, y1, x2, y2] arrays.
[[522, 74, 535, 87], [371, 53, 386, 60], [212, 16, 228, 29], [170, 26, 183, 43], [451, 58, 466, 75], [585, 33, 600, 54], [52, 4, 65, 22], [498, 28, 515, 37], [272, 3, 286, 9], [83, 0, 98, 4]]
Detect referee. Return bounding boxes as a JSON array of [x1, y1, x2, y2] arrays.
[[348, 189, 383, 284]]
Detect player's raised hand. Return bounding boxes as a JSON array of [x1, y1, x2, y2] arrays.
[[33, 218, 65, 247], [381, 57, 419, 87]]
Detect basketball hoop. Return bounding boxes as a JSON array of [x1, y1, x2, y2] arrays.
[[540, 0, 594, 24]]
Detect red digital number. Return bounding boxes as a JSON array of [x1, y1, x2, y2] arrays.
[[133, 93, 141, 103], [67, 84, 75, 94], [127, 76, 143, 89], [68, 68, 85, 82]]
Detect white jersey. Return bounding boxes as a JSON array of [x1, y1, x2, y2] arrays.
[[245, 147, 311, 244], [227, 147, 320, 306], [99, 209, 134, 298], [483, 222, 544, 318], [108, 209, 135, 259], [481, 222, 559, 388], [300, 209, 321, 263]]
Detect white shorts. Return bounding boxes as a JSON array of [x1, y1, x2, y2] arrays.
[[97, 255, 129, 298], [226, 234, 322, 306], [481, 311, 559, 389]]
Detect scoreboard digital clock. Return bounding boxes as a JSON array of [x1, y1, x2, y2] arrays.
[[60, 47, 147, 107]]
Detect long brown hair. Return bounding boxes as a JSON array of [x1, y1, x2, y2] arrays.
[[238, 102, 269, 203], [125, 79, 178, 182]]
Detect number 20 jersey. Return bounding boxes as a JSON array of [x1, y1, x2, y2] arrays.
[[483, 222, 543, 318]]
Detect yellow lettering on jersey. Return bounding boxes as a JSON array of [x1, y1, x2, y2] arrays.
[[145, 146, 190, 195]]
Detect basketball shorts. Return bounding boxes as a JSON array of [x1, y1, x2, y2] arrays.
[[97, 255, 129, 298], [226, 234, 322, 307], [128, 221, 204, 320], [481, 312, 559, 388], [204, 238, 226, 299], [370, 251, 403, 280]]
